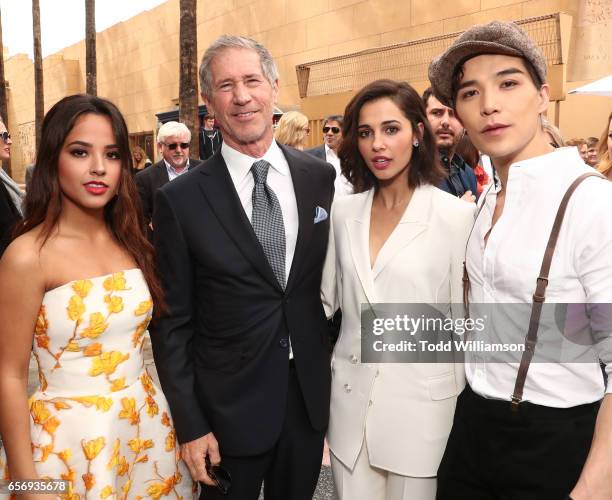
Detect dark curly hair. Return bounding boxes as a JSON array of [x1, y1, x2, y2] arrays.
[[338, 79, 443, 193]]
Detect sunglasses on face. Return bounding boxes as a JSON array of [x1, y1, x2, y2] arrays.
[[205, 455, 232, 494], [164, 142, 190, 150], [323, 126, 340, 134], [0, 132, 10, 144]]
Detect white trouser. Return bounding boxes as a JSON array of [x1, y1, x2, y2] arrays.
[[331, 439, 436, 500]]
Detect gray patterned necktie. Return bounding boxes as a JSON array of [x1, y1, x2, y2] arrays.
[[251, 160, 286, 289]]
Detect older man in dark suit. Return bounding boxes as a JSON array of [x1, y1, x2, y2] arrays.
[[151, 35, 334, 500], [134, 121, 201, 230]]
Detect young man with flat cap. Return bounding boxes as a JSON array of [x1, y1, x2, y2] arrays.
[[429, 21, 612, 499]]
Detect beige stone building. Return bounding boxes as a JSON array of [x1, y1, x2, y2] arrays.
[[3, 0, 611, 181]]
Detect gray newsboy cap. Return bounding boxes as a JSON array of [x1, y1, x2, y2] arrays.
[[428, 21, 547, 108]]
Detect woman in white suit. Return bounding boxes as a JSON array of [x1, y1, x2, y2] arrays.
[[321, 80, 475, 500]]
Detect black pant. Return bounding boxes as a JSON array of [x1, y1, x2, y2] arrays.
[[200, 361, 326, 500], [436, 384, 599, 500]]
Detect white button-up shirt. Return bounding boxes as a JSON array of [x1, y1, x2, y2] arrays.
[[325, 144, 352, 198], [221, 140, 298, 280], [466, 147, 612, 407], [164, 158, 192, 181]]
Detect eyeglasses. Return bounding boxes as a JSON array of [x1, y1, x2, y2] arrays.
[[205, 455, 231, 494], [164, 142, 190, 150], [323, 126, 340, 134], [0, 132, 10, 144]]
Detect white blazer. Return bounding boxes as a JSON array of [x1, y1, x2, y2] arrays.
[[321, 184, 475, 476]]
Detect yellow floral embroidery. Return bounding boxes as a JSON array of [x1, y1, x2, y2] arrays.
[[57, 448, 72, 462], [89, 351, 130, 377], [82, 436, 105, 460], [104, 294, 124, 314], [127, 438, 153, 453], [118, 397, 140, 425], [72, 279, 93, 298], [165, 429, 176, 452], [35, 305, 49, 335], [61, 468, 76, 483], [134, 299, 153, 316], [100, 485, 114, 499], [40, 444, 54, 462], [147, 472, 182, 500], [53, 401, 72, 410], [110, 377, 126, 392], [103, 272, 127, 292], [42, 416, 60, 435], [117, 456, 129, 476], [31, 400, 50, 424], [65, 340, 81, 352], [81, 313, 109, 339], [140, 372, 156, 395], [35, 305, 50, 349], [83, 343, 103, 357], [70, 396, 113, 412], [146, 395, 159, 417], [82, 472, 95, 491], [160, 412, 171, 427], [121, 480, 132, 495], [135, 454, 149, 464], [107, 439, 120, 470], [67, 295, 85, 321], [131, 319, 148, 348]]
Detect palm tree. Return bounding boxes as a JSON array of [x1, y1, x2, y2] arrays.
[[85, 0, 96, 95], [178, 0, 198, 158], [0, 7, 10, 175], [32, 0, 43, 150]]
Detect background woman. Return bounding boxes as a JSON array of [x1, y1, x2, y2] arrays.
[[0, 94, 195, 498], [274, 110, 310, 150], [597, 111, 612, 179], [131, 145, 152, 174], [321, 80, 474, 500]]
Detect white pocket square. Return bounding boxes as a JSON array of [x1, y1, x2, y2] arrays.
[[314, 206, 328, 224]]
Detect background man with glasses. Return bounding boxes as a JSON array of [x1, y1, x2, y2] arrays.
[[306, 114, 352, 197], [0, 122, 22, 258], [135, 120, 202, 232]]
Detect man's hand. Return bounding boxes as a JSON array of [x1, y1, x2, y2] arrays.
[[180, 432, 221, 486], [460, 190, 476, 203]]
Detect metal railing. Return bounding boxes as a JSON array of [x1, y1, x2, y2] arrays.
[[296, 14, 562, 98]]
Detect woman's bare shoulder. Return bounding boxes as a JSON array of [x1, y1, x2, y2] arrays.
[[0, 227, 46, 279]]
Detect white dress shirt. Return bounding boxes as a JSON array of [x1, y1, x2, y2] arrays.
[[466, 147, 612, 407], [325, 144, 352, 198], [164, 158, 192, 181], [221, 140, 298, 282]]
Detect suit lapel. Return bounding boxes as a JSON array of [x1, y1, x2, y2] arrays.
[[282, 145, 315, 293], [155, 161, 170, 189], [197, 152, 283, 291], [371, 185, 431, 279], [346, 190, 377, 305]]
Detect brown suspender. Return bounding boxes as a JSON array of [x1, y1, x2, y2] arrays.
[[462, 172, 605, 411]]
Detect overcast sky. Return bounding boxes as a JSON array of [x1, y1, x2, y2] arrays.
[[0, 0, 168, 59]]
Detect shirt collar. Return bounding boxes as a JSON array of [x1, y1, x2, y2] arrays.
[[325, 143, 338, 159], [163, 158, 190, 173], [222, 140, 289, 185], [488, 147, 585, 196]]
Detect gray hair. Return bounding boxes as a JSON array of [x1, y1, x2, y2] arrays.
[[157, 121, 191, 144], [199, 35, 279, 100]]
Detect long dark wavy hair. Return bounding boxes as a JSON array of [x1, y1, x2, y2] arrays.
[[14, 94, 165, 315], [339, 79, 444, 193]]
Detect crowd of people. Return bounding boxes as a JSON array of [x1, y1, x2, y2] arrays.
[[0, 19, 611, 500]]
